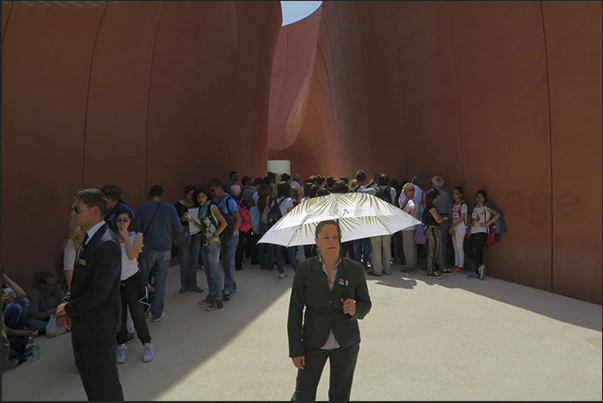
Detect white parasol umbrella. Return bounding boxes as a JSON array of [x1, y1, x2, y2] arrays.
[[257, 192, 423, 247]]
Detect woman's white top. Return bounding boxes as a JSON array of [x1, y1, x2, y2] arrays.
[[470, 205, 491, 235], [120, 232, 142, 280]]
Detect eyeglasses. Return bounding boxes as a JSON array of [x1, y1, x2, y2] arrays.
[[115, 218, 131, 223], [72, 205, 89, 214]]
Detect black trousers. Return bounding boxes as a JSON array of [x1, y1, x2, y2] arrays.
[[117, 271, 151, 345], [72, 335, 124, 401], [291, 343, 360, 401], [464, 233, 488, 269]]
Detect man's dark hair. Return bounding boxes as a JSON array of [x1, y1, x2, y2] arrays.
[[316, 188, 330, 196], [252, 177, 263, 186], [75, 188, 108, 215], [208, 178, 223, 189], [326, 176, 336, 188], [356, 170, 367, 182], [378, 173, 389, 186], [277, 181, 291, 198], [281, 173, 291, 182], [101, 184, 122, 201], [332, 180, 349, 194], [425, 188, 440, 204], [229, 171, 238, 181], [340, 175, 349, 184], [147, 185, 164, 199]]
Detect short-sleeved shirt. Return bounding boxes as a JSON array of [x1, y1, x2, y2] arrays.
[[28, 287, 65, 321], [271, 196, 294, 217], [401, 198, 417, 231], [422, 202, 439, 226], [470, 205, 491, 235], [452, 201, 468, 230]]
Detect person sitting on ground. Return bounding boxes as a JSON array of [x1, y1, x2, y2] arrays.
[[2, 272, 37, 366], [27, 271, 65, 336]]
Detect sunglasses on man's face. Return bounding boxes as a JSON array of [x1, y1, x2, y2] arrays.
[[71, 205, 89, 214]]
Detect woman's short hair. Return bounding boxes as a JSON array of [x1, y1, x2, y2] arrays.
[[402, 182, 415, 192], [425, 188, 440, 204], [315, 220, 339, 239]]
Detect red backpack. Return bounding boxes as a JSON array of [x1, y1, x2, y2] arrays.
[[237, 202, 252, 233]]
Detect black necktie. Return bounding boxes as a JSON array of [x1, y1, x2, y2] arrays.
[[82, 233, 89, 248]]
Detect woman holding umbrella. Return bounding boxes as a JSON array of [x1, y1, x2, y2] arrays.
[[287, 219, 372, 401]]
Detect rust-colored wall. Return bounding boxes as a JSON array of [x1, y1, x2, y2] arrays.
[[269, 1, 601, 304], [2, 1, 281, 291]]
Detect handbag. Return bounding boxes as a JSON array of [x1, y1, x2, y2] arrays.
[[486, 224, 498, 245], [414, 224, 427, 245], [45, 314, 67, 338], [172, 228, 191, 246]]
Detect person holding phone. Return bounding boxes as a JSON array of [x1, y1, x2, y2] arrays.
[[287, 220, 372, 401]]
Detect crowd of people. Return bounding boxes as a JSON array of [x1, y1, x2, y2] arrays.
[[2, 168, 504, 400]]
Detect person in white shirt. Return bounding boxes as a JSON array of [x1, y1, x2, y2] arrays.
[[290, 174, 303, 194], [399, 182, 418, 273], [449, 186, 468, 274]]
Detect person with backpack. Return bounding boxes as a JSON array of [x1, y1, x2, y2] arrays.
[[367, 173, 397, 276], [351, 170, 374, 269], [207, 179, 242, 300], [234, 194, 252, 271], [449, 186, 468, 274], [256, 182, 275, 270], [265, 182, 296, 279], [465, 190, 501, 280]]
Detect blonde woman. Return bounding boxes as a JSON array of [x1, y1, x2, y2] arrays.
[[62, 217, 86, 289]]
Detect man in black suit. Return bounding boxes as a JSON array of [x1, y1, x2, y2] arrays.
[[55, 188, 124, 401]]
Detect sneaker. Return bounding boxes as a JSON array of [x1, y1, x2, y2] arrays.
[[206, 299, 224, 311], [198, 295, 212, 305], [279, 273, 288, 279], [467, 272, 480, 279], [222, 290, 231, 301], [116, 344, 127, 364], [178, 286, 188, 293], [143, 343, 154, 363], [451, 267, 464, 274], [440, 268, 454, 275], [366, 270, 382, 277], [191, 285, 204, 293], [7, 358, 19, 369], [478, 265, 485, 280], [427, 271, 442, 279], [151, 312, 167, 322], [231, 287, 238, 293]]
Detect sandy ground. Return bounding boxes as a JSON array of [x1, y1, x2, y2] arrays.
[[2, 255, 601, 401]]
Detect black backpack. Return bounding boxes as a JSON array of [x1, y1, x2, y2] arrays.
[[375, 186, 395, 205], [266, 197, 285, 230], [209, 196, 234, 241]]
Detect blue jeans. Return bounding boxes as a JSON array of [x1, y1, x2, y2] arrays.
[[202, 241, 222, 301], [179, 232, 202, 289], [287, 246, 298, 271], [266, 243, 284, 274], [3, 298, 30, 329], [139, 248, 172, 320], [220, 233, 239, 293], [353, 238, 371, 267]]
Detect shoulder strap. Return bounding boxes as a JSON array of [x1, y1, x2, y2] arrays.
[[206, 205, 219, 231]]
